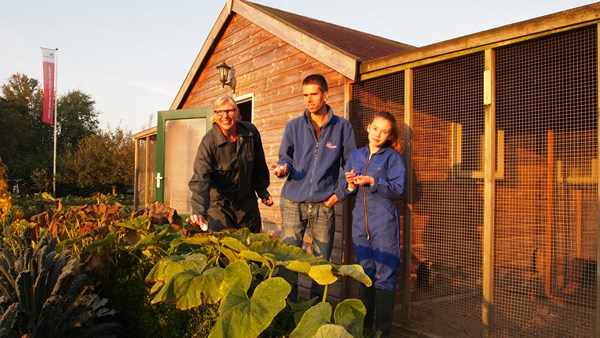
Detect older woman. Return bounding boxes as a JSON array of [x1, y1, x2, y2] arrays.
[[187, 94, 273, 233]]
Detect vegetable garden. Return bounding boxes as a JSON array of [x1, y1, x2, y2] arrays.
[[0, 161, 373, 338]]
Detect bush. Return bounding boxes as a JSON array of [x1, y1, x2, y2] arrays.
[[97, 252, 217, 338]]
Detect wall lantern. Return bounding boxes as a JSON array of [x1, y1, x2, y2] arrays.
[[216, 61, 236, 93]]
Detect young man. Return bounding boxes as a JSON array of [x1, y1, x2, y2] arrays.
[[274, 74, 356, 299], [188, 94, 273, 233]]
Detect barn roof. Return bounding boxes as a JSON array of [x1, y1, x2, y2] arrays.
[[247, 2, 415, 61], [171, 0, 414, 110]]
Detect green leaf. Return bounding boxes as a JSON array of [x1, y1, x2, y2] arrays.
[[145, 253, 208, 283], [219, 260, 251, 304], [337, 264, 372, 287], [314, 324, 354, 337], [221, 237, 247, 252], [82, 232, 118, 254], [239, 250, 265, 264], [172, 266, 224, 309], [308, 264, 338, 286], [333, 298, 366, 336], [116, 215, 150, 231], [248, 238, 317, 263], [283, 260, 312, 274], [210, 261, 291, 338], [290, 302, 332, 338]]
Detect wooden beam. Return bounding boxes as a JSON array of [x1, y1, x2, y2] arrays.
[[482, 48, 496, 338], [595, 22, 600, 338], [401, 68, 414, 327], [361, 4, 600, 81], [545, 130, 554, 298]]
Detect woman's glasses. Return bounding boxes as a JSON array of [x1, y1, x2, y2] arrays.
[[214, 109, 236, 117]]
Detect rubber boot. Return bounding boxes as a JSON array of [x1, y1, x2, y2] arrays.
[[375, 290, 396, 337], [359, 286, 376, 334]]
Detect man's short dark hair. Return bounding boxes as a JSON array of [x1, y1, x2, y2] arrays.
[[303, 74, 328, 92]]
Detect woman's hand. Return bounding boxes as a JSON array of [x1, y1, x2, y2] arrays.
[[186, 213, 208, 231]]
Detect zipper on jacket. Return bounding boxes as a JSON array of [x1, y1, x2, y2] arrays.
[[308, 140, 319, 200], [363, 153, 373, 240]]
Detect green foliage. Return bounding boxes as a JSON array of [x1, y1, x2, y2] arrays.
[[61, 127, 134, 195], [98, 253, 216, 338], [0, 73, 136, 196], [0, 159, 11, 221], [0, 228, 119, 337], [147, 229, 372, 337], [290, 300, 365, 338], [209, 261, 290, 338], [3, 200, 372, 337]]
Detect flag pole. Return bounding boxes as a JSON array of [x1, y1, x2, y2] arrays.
[[52, 48, 58, 197]]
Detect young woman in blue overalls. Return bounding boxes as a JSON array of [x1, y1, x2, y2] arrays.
[[339, 111, 405, 337]]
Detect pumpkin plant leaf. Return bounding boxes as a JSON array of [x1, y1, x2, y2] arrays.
[[172, 266, 224, 310], [239, 250, 266, 264], [308, 264, 338, 286], [220, 236, 247, 252], [333, 298, 366, 335], [145, 253, 208, 285], [282, 260, 312, 274], [290, 302, 332, 338], [336, 264, 372, 287], [313, 324, 354, 337], [209, 260, 290, 338]]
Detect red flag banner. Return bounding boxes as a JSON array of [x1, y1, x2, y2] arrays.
[[41, 48, 56, 125]]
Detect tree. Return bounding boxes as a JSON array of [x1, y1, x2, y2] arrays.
[[0, 74, 48, 180], [61, 127, 134, 195], [1, 74, 100, 195], [57, 90, 99, 152]]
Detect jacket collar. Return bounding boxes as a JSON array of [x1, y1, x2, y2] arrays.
[[303, 104, 334, 127], [212, 121, 253, 146]]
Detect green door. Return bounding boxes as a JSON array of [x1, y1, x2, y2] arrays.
[[156, 108, 213, 219]]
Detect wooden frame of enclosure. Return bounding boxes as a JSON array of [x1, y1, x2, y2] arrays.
[[354, 4, 600, 336]]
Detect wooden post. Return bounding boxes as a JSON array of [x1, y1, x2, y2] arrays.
[[575, 189, 582, 257], [482, 48, 496, 338], [401, 68, 414, 328], [545, 130, 554, 298], [595, 24, 600, 338]]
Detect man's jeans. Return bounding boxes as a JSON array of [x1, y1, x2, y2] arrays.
[[280, 199, 335, 300]]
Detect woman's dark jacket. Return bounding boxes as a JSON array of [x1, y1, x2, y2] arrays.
[[189, 121, 271, 217]]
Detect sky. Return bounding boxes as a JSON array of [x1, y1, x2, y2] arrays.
[[1, 0, 597, 133]]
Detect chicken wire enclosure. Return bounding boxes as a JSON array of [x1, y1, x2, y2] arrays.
[[493, 25, 598, 337], [411, 53, 486, 337], [350, 23, 598, 338]]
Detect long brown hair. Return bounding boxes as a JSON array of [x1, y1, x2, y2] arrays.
[[373, 111, 402, 152]]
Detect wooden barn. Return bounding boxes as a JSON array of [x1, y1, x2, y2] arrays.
[[137, 0, 413, 305], [133, 1, 600, 336]]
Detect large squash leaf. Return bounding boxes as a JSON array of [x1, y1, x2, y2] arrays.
[[171, 266, 224, 309], [333, 298, 366, 336], [308, 264, 338, 286], [209, 260, 290, 338], [337, 264, 372, 287], [145, 253, 208, 284], [290, 302, 332, 338], [314, 324, 353, 337]]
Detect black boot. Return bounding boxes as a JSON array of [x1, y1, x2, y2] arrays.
[[359, 286, 376, 334], [375, 290, 396, 337]]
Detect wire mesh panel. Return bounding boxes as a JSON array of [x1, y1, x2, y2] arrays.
[[351, 72, 405, 148], [494, 25, 598, 338], [411, 53, 486, 337], [350, 72, 407, 331]]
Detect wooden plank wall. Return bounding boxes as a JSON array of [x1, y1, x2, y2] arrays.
[[180, 14, 350, 303]]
